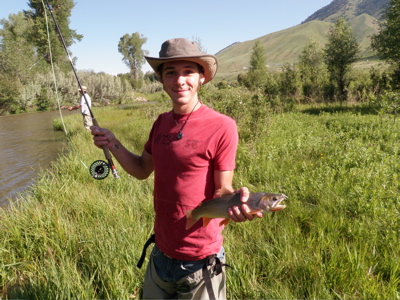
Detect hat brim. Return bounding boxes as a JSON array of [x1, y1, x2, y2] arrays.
[[145, 55, 218, 84]]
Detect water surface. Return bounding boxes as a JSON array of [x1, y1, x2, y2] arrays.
[[0, 111, 73, 206]]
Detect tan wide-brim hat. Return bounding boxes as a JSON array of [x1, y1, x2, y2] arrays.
[[145, 38, 218, 84], [78, 86, 87, 92]]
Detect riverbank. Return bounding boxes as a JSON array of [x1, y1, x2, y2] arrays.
[[1, 101, 399, 299]]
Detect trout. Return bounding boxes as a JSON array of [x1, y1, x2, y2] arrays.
[[185, 192, 287, 230]]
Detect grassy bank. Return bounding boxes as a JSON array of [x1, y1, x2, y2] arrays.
[[1, 99, 399, 299]]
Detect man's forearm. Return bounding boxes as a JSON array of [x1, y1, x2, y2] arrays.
[[109, 140, 153, 180]]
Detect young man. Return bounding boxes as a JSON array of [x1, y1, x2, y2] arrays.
[[69, 86, 92, 130], [91, 38, 263, 299]]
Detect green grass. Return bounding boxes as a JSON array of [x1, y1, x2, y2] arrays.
[[1, 100, 399, 299], [229, 109, 399, 299]]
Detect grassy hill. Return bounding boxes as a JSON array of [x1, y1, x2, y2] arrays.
[[216, 13, 380, 78], [215, 0, 388, 79], [349, 13, 380, 54]]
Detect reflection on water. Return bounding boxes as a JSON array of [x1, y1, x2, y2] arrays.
[[0, 110, 73, 206]]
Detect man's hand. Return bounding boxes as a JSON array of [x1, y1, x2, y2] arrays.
[[68, 104, 80, 111], [90, 126, 117, 150], [228, 187, 263, 222]]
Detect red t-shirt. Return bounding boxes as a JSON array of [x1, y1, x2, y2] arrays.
[[144, 104, 238, 260]]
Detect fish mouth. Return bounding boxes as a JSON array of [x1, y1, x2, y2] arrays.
[[270, 194, 287, 211]]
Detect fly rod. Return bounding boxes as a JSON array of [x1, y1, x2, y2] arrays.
[[44, 0, 119, 179]]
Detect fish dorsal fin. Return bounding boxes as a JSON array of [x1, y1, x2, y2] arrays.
[[215, 187, 234, 198]]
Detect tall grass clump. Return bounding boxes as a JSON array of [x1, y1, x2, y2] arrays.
[[1, 95, 399, 299]]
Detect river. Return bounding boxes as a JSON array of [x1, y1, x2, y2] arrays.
[[0, 110, 74, 207]]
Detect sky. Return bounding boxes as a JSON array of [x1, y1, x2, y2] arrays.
[[1, 0, 332, 75]]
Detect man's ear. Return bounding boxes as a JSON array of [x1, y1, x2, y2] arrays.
[[200, 74, 205, 85]]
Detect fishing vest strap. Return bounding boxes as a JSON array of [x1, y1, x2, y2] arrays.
[[136, 234, 155, 269], [202, 255, 232, 300]]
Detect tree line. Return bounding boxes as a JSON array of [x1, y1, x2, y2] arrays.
[[0, 0, 145, 115], [238, 17, 362, 102], [1, 0, 399, 116], [229, 1, 399, 120]]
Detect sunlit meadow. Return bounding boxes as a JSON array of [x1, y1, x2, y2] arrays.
[[1, 93, 399, 299]]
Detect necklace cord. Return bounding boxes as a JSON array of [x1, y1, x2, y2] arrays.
[[173, 101, 199, 140]]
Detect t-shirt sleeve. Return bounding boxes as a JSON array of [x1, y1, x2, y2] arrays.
[[213, 119, 238, 171], [144, 123, 155, 155]]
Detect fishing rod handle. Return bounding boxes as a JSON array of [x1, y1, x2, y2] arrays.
[[92, 117, 120, 179], [92, 117, 112, 160]]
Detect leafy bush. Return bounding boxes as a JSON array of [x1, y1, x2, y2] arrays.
[[0, 74, 23, 114]]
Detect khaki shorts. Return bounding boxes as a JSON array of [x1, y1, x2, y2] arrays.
[[142, 246, 226, 300], [82, 114, 93, 130]]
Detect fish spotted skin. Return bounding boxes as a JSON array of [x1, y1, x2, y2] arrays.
[[185, 192, 287, 230]]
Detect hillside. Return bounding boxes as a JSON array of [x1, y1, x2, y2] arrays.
[[216, 21, 330, 75], [216, 13, 379, 77], [303, 0, 390, 23]]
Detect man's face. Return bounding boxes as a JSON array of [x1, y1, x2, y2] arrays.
[[158, 60, 205, 109]]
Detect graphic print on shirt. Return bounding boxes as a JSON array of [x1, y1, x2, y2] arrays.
[[154, 133, 202, 150]]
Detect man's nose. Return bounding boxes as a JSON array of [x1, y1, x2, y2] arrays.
[[176, 75, 186, 84]]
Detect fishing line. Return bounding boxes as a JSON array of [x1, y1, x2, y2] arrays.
[[42, 0, 91, 172], [43, 0, 119, 179], [28, 53, 47, 71], [42, 3, 68, 136]]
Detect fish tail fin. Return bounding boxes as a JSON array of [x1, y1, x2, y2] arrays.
[[219, 218, 230, 227], [185, 210, 198, 230]]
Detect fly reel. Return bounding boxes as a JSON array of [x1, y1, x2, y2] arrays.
[[89, 160, 110, 180]]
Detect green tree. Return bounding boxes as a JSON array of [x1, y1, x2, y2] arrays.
[[280, 63, 301, 100], [324, 17, 360, 101], [118, 32, 148, 87], [249, 40, 267, 71], [298, 39, 329, 102], [238, 40, 268, 90], [0, 12, 38, 80], [35, 87, 52, 111], [0, 73, 23, 114], [24, 0, 82, 71], [0, 12, 38, 113], [371, 0, 400, 87]]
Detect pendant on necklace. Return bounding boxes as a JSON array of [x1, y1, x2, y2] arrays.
[[173, 101, 199, 141]]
